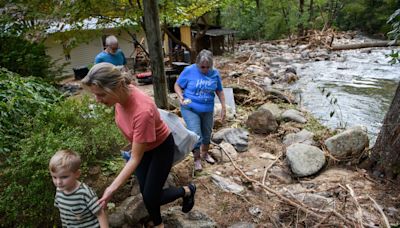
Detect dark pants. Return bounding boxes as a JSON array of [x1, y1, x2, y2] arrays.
[[135, 133, 185, 225]]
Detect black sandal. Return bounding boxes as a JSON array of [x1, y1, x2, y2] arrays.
[[182, 183, 196, 213]]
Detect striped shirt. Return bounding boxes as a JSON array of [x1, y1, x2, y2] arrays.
[[54, 183, 101, 227]]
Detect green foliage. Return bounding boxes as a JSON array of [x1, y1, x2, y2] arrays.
[[0, 94, 126, 227], [319, 87, 347, 129], [335, 0, 398, 35], [0, 69, 63, 158], [0, 35, 60, 80], [387, 8, 400, 64], [160, 0, 221, 27], [388, 8, 400, 41], [220, 0, 324, 40], [221, 0, 270, 39], [218, 0, 399, 41]]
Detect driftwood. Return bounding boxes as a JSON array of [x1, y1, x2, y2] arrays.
[[330, 41, 400, 51]]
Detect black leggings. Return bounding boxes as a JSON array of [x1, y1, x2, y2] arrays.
[[135, 133, 185, 225]]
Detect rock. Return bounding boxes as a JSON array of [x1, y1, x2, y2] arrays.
[[246, 109, 278, 134], [283, 129, 315, 146], [301, 50, 310, 59], [324, 126, 369, 158], [259, 152, 276, 160], [130, 177, 141, 196], [258, 102, 283, 121], [228, 222, 256, 228], [263, 87, 294, 104], [262, 77, 273, 87], [282, 109, 307, 123], [294, 193, 335, 210], [212, 128, 249, 152], [285, 67, 297, 75], [229, 71, 242, 78], [284, 72, 299, 84], [286, 143, 326, 177], [249, 206, 262, 218], [162, 206, 217, 228], [108, 195, 148, 226], [211, 174, 245, 194], [245, 65, 266, 75], [108, 210, 125, 228], [269, 166, 293, 184], [214, 142, 238, 163]]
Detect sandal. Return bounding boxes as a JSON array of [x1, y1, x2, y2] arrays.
[[194, 159, 202, 171], [182, 183, 196, 213], [202, 153, 215, 164]]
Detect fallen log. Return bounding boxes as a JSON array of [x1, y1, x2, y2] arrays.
[[330, 40, 400, 51]]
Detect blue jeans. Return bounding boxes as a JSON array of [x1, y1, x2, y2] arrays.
[[180, 106, 214, 150]]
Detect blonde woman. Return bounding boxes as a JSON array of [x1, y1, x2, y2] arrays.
[[82, 62, 195, 228]]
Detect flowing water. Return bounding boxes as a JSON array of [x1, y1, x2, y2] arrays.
[[290, 47, 400, 144]]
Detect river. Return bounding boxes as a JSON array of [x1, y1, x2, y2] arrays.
[[290, 46, 400, 145]]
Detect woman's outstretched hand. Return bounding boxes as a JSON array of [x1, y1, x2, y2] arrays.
[[98, 186, 115, 208]]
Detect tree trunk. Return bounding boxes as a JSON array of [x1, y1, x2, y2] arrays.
[[143, 0, 168, 109], [362, 81, 400, 180], [330, 41, 400, 51], [307, 0, 314, 28], [297, 0, 305, 37]]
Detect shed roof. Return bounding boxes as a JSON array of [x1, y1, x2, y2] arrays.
[[46, 17, 138, 34]]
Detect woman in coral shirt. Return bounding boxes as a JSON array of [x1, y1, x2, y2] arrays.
[[82, 62, 195, 228]]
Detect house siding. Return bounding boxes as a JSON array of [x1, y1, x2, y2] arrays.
[[180, 26, 191, 48], [45, 29, 144, 77]]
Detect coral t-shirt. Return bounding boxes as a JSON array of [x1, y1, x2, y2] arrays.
[[115, 85, 170, 151]]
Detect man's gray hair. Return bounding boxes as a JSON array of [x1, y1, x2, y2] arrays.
[[196, 49, 214, 68], [105, 35, 119, 46]]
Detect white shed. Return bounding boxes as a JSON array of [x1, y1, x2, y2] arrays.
[[44, 18, 144, 77]]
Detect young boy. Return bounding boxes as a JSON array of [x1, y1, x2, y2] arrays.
[[49, 149, 108, 228]]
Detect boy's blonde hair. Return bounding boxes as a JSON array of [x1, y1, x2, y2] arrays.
[[49, 149, 81, 173]]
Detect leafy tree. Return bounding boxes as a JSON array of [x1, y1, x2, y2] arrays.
[[335, 0, 399, 35], [0, 35, 60, 80], [0, 2, 68, 80], [0, 68, 62, 158]]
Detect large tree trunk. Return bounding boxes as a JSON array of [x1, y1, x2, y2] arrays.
[[143, 0, 168, 109], [297, 0, 305, 37], [330, 41, 400, 50], [361, 81, 400, 180]]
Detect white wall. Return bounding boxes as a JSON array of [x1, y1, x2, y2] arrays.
[[45, 29, 144, 77]]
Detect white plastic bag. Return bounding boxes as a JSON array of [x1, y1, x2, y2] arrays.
[[158, 109, 199, 165]]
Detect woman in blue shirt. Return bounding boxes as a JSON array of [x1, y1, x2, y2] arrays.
[[174, 49, 226, 171]]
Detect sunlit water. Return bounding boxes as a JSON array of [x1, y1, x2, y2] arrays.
[[290, 48, 400, 145]]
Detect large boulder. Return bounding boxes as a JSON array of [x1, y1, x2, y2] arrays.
[[324, 126, 369, 158], [212, 128, 249, 152], [258, 103, 283, 121], [162, 206, 217, 227], [108, 195, 148, 227], [246, 109, 278, 134], [283, 129, 315, 146], [281, 109, 307, 123], [286, 143, 326, 177]]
